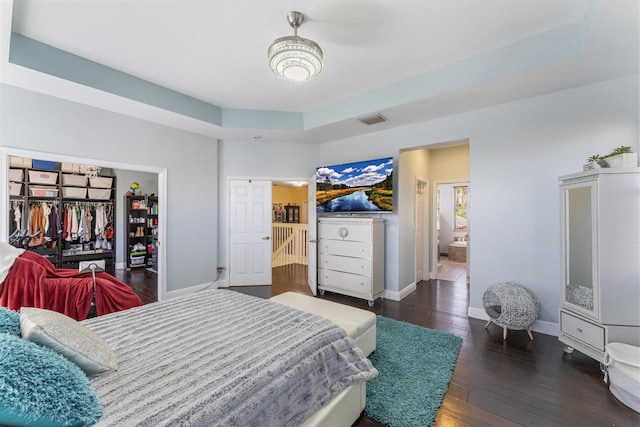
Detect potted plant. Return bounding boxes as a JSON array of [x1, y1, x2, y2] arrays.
[[585, 154, 603, 170], [602, 146, 637, 168]]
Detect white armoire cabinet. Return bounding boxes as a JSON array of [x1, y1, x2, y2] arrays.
[[317, 217, 385, 306], [559, 168, 640, 363]]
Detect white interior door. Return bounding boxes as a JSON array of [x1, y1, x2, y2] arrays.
[[307, 175, 317, 295], [229, 179, 272, 286]]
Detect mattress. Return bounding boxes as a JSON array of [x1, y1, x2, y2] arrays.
[[82, 289, 377, 426]]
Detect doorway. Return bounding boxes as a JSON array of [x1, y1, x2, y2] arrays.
[[435, 182, 469, 283], [227, 178, 312, 294], [273, 179, 314, 295], [1, 148, 166, 301]]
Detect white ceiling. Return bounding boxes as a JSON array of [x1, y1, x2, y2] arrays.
[[1, 0, 638, 143]]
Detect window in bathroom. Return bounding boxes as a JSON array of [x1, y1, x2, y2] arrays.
[[454, 185, 468, 230]]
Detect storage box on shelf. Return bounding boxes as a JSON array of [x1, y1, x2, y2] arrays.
[[32, 160, 56, 170], [9, 156, 32, 168], [9, 182, 22, 196], [62, 174, 88, 187], [9, 169, 23, 182], [88, 188, 111, 200], [62, 187, 87, 199], [28, 170, 58, 185], [29, 187, 59, 197], [9, 168, 25, 197], [89, 176, 113, 188]]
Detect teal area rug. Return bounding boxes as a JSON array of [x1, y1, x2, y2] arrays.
[[366, 316, 463, 427]]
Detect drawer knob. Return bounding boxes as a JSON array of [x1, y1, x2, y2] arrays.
[[338, 227, 349, 239]]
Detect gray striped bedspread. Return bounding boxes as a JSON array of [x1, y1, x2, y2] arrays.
[[82, 289, 378, 426]]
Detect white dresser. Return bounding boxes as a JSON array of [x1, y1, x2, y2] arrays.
[[559, 169, 640, 363], [317, 217, 384, 306]]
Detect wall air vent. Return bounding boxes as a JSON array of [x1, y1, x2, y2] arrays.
[[358, 113, 387, 126]]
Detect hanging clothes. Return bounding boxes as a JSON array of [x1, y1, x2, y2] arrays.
[[85, 207, 93, 241], [28, 204, 45, 247], [70, 205, 79, 241], [78, 206, 87, 243], [61, 208, 68, 240]]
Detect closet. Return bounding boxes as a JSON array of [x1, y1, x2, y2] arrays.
[[8, 158, 117, 270]]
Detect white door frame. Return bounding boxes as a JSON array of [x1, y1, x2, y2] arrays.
[[0, 147, 168, 301], [415, 177, 428, 284]]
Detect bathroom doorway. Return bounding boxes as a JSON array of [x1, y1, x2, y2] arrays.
[[436, 182, 469, 283]]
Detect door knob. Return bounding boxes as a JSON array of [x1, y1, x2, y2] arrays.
[[262, 236, 271, 240], [309, 239, 318, 243]]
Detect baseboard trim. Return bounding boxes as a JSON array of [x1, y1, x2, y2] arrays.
[[165, 282, 219, 299], [468, 306, 559, 337], [384, 282, 417, 301]]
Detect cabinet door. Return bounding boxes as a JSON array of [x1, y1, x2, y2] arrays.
[[561, 181, 598, 319]]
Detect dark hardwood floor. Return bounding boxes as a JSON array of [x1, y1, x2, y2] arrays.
[[112, 268, 158, 305], [116, 264, 639, 426]]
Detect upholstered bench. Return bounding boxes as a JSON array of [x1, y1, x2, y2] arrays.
[[270, 292, 376, 357]]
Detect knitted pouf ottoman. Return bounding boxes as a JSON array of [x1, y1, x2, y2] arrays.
[[483, 281, 540, 340]]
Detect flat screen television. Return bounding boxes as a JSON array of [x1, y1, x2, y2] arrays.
[[316, 157, 393, 213]]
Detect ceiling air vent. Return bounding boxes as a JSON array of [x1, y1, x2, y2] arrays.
[[358, 113, 387, 126]]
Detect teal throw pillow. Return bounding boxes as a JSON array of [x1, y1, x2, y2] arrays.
[[0, 307, 20, 336], [0, 332, 102, 427]]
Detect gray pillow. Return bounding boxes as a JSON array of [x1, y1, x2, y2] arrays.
[[20, 307, 118, 376]]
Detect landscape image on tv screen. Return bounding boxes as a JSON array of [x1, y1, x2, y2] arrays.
[[316, 157, 393, 213]]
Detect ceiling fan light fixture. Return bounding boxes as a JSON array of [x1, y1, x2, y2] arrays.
[[268, 11, 323, 82]]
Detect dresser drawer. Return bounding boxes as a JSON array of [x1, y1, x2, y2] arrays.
[[319, 239, 371, 258], [319, 253, 372, 276], [319, 269, 372, 294], [318, 222, 372, 242], [560, 311, 605, 350]]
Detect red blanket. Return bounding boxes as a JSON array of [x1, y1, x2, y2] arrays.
[[0, 251, 142, 320]]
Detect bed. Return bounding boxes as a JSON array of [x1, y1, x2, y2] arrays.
[[79, 289, 378, 426], [0, 241, 142, 320]]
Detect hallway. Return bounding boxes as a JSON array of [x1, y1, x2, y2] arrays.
[[436, 256, 468, 283]]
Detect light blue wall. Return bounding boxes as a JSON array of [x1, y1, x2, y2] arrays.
[[2, 74, 638, 325], [0, 83, 219, 292], [311, 75, 639, 324]]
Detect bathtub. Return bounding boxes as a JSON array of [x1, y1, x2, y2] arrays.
[[449, 241, 467, 248], [448, 241, 467, 263]]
